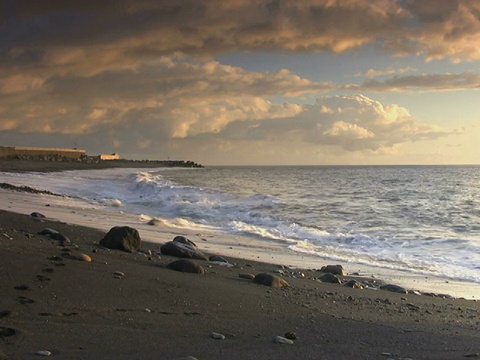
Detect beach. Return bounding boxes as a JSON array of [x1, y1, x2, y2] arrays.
[[1, 160, 479, 359]]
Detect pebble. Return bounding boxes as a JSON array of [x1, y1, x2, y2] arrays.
[[284, 331, 297, 340], [73, 253, 92, 262], [273, 335, 293, 345], [209, 332, 225, 340], [114, 271, 125, 277], [238, 273, 255, 280], [35, 350, 52, 356], [464, 354, 479, 358]]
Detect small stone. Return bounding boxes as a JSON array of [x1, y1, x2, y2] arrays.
[[380, 284, 408, 294], [238, 273, 255, 280], [35, 350, 52, 356], [464, 354, 479, 358], [318, 273, 341, 284], [30, 212, 46, 218], [167, 259, 205, 274], [114, 271, 125, 277], [73, 253, 92, 262], [253, 273, 289, 288], [209, 332, 225, 340], [344, 280, 363, 289], [144, 308, 151, 313], [319, 264, 345, 276], [209, 255, 228, 263], [273, 335, 293, 344], [284, 331, 297, 340]]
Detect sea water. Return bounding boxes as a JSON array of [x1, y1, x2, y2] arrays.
[[2, 165, 480, 285]]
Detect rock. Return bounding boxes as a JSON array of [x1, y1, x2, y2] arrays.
[[147, 218, 163, 226], [320, 264, 345, 276], [318, 273, 341, 284], [344, 279, 363, 289], [35, 350, 52, 356], [100, 226, 141, 252], [172, 236, 197, 248], [167, 259, 205, 274], [0, 327, 16, 337], [209, 255, 228, 263], [175, 357, 199, 360], [253, 273, 289, 288], [284, 331, 297, 340], [464, 353, 479, 358], [380, 284, 408, 294], [73, 253, 92, 262], [273, 335, 294, 344], [30, 212, 46, 218], [114, 271, 125, 277], [38, 228, 70, 242], [160, 238, 207, 261], [238, 273, 255, 280], [209, 332, 225, 340]]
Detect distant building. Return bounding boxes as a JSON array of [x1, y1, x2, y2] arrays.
[[99, 153, 120, 161], [0, 146, 86, 159]]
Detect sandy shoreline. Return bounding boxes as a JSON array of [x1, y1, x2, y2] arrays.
[[1, 209, 479, 359], [1, 159, 480, 359], [0, 182, 479, 301]]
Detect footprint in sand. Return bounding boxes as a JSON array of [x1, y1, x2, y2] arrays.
[[36, 275, 51, 282], [16, 296, 35, 305], [0, 310, 11, 319], [14, 284, 30, 291]]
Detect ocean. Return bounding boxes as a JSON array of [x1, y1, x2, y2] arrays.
[[2, 165, 480, 286]]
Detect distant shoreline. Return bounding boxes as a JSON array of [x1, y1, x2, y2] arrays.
[[0, 157, 203, 173]]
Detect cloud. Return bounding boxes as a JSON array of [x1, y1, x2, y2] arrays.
[[3, 0, 480, 84], [0, 55, 332, 137], [354, 66, 416, 78], [355, 72, 480, 91], [206, 94, 459, 153]]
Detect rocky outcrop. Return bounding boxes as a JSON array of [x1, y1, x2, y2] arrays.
[[100, 226, 141, 253]]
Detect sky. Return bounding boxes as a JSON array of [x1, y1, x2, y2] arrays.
[[1, 0, 480, 166]]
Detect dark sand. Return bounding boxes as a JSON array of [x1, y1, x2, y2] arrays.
[[1, 159, 479, 359], [1, 212, 479, 360]]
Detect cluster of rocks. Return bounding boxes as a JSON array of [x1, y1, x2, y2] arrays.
[[0, 183, 59, 196], [96, 227, 292, 288], [32, 216, 420, 296]]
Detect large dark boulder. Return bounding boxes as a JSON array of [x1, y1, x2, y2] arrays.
[[167, 259, 205, 274], [100, 226, 141, 252], [160, 236, 208, 260]]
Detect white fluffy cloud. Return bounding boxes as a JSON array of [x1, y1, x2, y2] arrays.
[[203, 94, 458, 153]]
